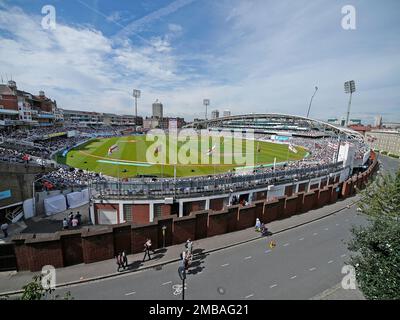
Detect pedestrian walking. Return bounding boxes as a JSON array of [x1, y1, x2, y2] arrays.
[[1, 222, 9, 238], [255, 218, 261, 231], [185, 239, 193, 254], [122, 250, 128, 269], [142, 239, 152, 261], [116, 253, 123, 272]]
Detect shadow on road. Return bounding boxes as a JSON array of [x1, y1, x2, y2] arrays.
[[187, 248, 209, 275]]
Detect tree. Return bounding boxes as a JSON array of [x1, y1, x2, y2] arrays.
[[18, 274, 73, 300], [348, 169, 400, 299]]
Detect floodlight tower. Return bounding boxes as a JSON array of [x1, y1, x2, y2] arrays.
[[306, 86, 318, 118], [344, 80, 356, 127], [133, 89, 141, 130], [203, 99, 210, 120]]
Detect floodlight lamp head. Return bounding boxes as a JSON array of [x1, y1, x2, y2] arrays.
[[133, 89, 141, 98]]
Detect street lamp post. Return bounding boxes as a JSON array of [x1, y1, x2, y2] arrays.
[[344, 80, 356, 127], [162, 225, 166, 248], [178, 265, 186, 300], [133, 89, 141, 131], [32, 176, 45, 217], [306, 86, 318, 118]]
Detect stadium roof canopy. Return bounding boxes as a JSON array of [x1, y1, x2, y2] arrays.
[[185, 113, 363, 140]]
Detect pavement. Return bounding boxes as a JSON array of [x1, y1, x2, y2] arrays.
[[0, 155, 397, 299]]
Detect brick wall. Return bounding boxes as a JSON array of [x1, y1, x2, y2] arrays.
[[132, 204, 150, 224], [237, 204, 256, 230], [113, 224, 132, 254], [194, 210, 208, 239], [82, 228, 114, 264], [131, 223, 158, 254], [60, 231, 83, 266], [172, 215, 196, 245], [207, 210, 229, 237]]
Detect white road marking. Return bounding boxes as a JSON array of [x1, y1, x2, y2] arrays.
[[341, 254, 346, 258], [269, 284, 277, 288], [244, 294, 254, 299], [162, 281, 172, 286], [265, 250, 271, 253], [313, 233, 318, 236], [298, 237, 304, 241], [328, 260, 334, 264], [309, 267, 316, 271], [324, 228, 329, 231], [336, 223, 340, 226], [125, 291, 136, 296], [283, 243, 289, 247], [244, 256, 252, 260], [290, 275, 297, 279], [221, 263, 230, 267]]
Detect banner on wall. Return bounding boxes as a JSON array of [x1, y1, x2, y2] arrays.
[[44, 194, 67, 216]]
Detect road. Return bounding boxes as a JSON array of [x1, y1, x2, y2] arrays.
[[55, 155, 399, 300]]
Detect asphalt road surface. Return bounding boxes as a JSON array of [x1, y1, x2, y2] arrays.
[[55, 155, 399, 300]]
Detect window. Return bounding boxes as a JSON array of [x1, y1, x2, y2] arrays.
[[123, 204, 133, 222]]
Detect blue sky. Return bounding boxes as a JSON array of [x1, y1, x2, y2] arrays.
[[0, 0, 399, 123]]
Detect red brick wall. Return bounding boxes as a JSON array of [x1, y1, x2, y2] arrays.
[[160, 204, 172, 217], [317, 188, 330, 208], [284, 185, 294, 197], [207, 210, 228, 237], [0, 94, 18, 110], [294, 192, 305, 214], [194, 210, 208, 239], [264, 199, 279, 223], [173, 216, 196, 245], [132, 204, 150, 224], [210, 198, 227, 211], [131, 223, 158, 254], [237, 205, 256, 230], [276, 196, 286, 220], [24, 238, 64, 272], [226, 206, 239, 232], [298, 182, 308, 192], [183, 201, 206, 216], [302, 191, 317, 212], [253, 200, 265, 221], [254, 191, 267, 201], [60, 232, 83, 266], [82, 229, 114, 264], [113, 224, 132, 254], [284, 195, 298, 218], [330, 184, 340, 203]]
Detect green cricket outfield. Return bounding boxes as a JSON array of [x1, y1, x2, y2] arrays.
[[56, 135, 307, 178]]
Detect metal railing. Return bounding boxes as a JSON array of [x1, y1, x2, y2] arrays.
[[91, 162, 344, 199]]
